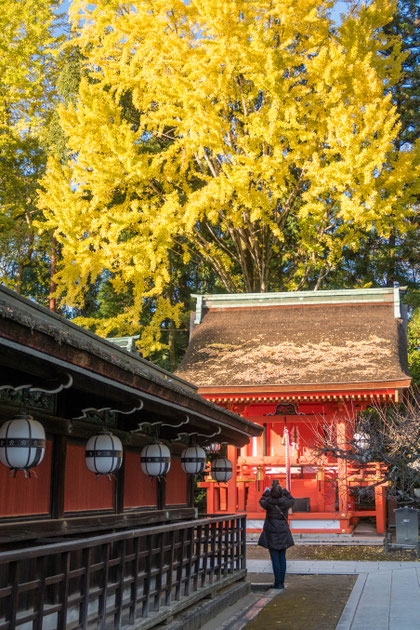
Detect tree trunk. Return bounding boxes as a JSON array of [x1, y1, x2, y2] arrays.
[[168, 320, 176, 372], [15, 262, 23, 294], [386, 230, 396, 287], [49, 236, 57, 312]]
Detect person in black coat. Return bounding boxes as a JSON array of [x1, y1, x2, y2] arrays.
[[258, 483, 295, 589]]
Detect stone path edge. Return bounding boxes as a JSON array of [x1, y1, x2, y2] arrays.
[[335, 574, 367, 630], [227, 590, 282, 630]]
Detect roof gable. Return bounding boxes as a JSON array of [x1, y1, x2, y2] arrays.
[[176, 289, 409, 389]]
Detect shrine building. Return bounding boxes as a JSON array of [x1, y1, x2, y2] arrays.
[[176, 287, 411, 535]]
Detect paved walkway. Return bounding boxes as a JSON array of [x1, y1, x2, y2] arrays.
[[247, 559, 420, 630], [247, 559, 419, 574]]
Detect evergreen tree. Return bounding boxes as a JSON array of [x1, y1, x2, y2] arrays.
[[0, 0, 64, 304], [385, 0, 419, 149]]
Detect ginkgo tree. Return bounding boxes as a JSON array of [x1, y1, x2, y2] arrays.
[[38, 0, 419, 352], [0, 0, 63, 301]]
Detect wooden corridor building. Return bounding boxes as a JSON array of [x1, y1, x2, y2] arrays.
[[176, 288, 411, 535], [0, 286, 261, 629]]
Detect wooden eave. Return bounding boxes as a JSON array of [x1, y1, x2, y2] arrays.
[[199, 379, 411, 393], [199, 379, 411, 404], [0, 285, 195, 392], [0, 288, 262, 447]]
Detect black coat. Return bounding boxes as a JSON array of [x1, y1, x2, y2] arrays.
[[257, 489, 295, 551]]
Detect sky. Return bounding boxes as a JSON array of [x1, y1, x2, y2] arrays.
[[59, 0, 350, 28]]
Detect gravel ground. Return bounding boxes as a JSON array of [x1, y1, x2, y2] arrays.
[[246, 544, 418, 562]]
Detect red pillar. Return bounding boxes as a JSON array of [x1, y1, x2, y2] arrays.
[[246, 479, 261, 513], [337, 418, 350, 526], [374, 484, 387, 534], [227, 445, 237, 513], [237, 482, 246, 511], [317, 466, 326, 511]]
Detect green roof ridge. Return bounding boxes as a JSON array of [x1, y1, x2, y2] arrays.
[[192, 287, 407, 323]]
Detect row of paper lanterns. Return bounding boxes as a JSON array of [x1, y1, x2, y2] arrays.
[[0, 414, 233, 482]]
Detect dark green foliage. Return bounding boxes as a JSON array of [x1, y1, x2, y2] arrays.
[[48, 46, 83, 161], [405, 290, 420, 386], [385, 0, 419, 149]]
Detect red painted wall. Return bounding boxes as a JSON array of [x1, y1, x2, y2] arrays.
[[64, 442, 115, 512], [166, 458, 188, 505], [0, 439, 52, 517], [123, 451, 157, 508]]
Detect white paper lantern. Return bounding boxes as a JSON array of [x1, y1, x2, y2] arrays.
[[353, 433, 370, 451], [141, 443, 171, 477], [85, 432, 123, 476], [205, 442, 221, 454], [211, 458, 233, 483], [0, 414, 46, 474], [181, 446, 206, 475]]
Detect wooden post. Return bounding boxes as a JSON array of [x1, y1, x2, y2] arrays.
[[227, 445, 237, 513], [317, 465, 326, 511], [79, 548, 92, 629], [271, 424, 282, 456], [246, 478, 260, 512], [237, 481, 246, 511], [158, 476, 166, 510], [206, 483, 215, 514], [115, 459, 125, 514], [51, 435, 67, 519], [58, 551, 71, 630], [284, 421, 291, 492], [374, 484, 387, 534], [256, 432, 264, 458], [219, 486, 227, 511], [336, 418, 349, 523]]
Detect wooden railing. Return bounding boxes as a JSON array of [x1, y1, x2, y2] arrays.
[[0, 514, 246, 630]]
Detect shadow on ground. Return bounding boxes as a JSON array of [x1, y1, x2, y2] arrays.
[[245, 574, 356, 630]]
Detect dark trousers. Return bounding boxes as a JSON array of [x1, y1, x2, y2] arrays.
[[269, 548, 287, 586]]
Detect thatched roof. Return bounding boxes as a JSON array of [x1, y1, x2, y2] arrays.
[[176, 290, 409, 388]]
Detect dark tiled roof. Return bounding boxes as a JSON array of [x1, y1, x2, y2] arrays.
[[176, 304, 409, 388], [0, 286, 262, 440]]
